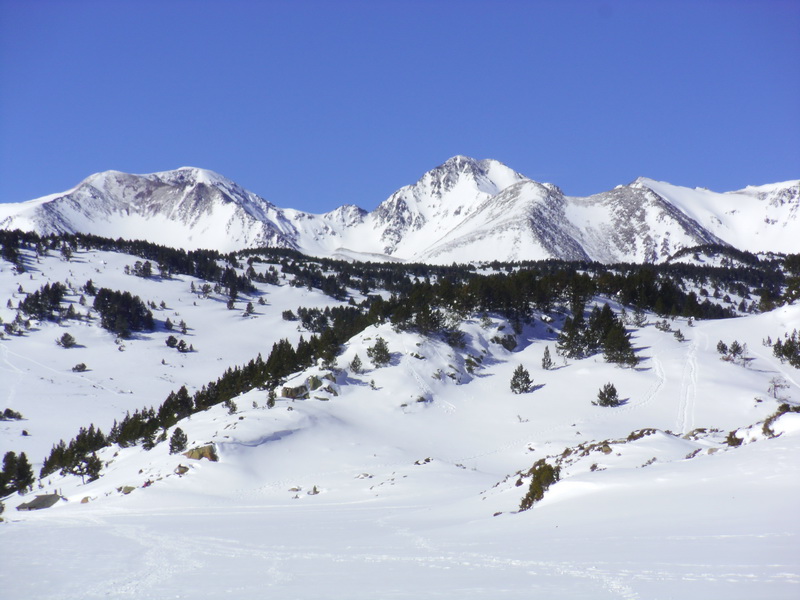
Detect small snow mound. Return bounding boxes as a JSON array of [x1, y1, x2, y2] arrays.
[[772, 412, 800, 436]]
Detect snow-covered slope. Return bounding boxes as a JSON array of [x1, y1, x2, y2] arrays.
[[1, 243, 799, 599], [1, 158, 798, 263], [637, 177, 800, 256]]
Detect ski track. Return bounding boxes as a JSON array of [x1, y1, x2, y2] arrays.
[[450, 349, 670, 467], [27, 509, 796, 600], [0, 340, 123, 397], [751, 348, 800, 391], [1, 343, 25, 409], [424, 338, 458, 413], [677, 334, 699, 434], [46, 511, 647, 600]]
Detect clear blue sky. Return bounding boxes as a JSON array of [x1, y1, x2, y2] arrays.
[[1, 0, 798, 213]]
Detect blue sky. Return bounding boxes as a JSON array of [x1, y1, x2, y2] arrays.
[[1, 0, 798, 213]]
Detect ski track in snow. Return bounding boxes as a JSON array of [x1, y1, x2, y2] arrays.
[[85, 511, 647, 600], [400, 337, 438, 405], [0, 340, 124, 397], [1, 343, 25, 410], [449, 349, 671, 467], [750, 348, 800, 390], [423, 338, 458, 413], [677, 334, 699, 434]]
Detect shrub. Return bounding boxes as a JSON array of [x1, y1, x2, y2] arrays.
[[519, 459, 560, 511], [72, 363, 87, 372], [1, 408, 23, 421], [725, 431, 743, 447], [57, 332, 76, 348]]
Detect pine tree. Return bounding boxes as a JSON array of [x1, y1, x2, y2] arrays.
[[71, 452, 102, 484], [169, 427, 188, 454], [541, 346, 553, 370], [0, 451, 18, 495], [57, 332, 76, 348], [602, 323, 638, 367], [510, 365, 533, 394], [15, 452, 34, 492], [556, 316, 587, 359], [594, 383, 620, 407], [350, 354, 363, 374], [366, 336, 391, 367]]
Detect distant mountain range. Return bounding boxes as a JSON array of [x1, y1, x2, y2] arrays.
[[1, 156, 797, 263]]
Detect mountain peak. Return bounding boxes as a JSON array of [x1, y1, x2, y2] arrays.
[[2, 159, 797, 262]]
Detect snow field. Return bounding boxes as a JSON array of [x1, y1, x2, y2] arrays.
[[1, 245, 799, 599]]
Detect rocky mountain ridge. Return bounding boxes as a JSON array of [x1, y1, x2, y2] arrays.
[[1, 157, 797, 263]]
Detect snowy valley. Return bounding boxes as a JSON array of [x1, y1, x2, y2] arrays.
[[0, 230, 799, 599]]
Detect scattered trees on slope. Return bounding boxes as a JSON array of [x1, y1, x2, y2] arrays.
[[773, 329, 800, 368]]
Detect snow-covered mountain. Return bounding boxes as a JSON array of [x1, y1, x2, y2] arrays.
[[0, 167, 303, 253], [2, 157, 798, 262]]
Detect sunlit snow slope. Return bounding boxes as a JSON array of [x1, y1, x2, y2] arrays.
[[1, 243, 799, 599]]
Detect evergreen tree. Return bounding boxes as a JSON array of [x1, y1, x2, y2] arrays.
[[72, 453, 102, 484], [366, 336, 391, 367], [57, 332, 76, 348], [0, 451, 17, 495], [556, 316, 586, 359], [1, 451, 34, 494], [632, 306, 647, 327], [169, 427, 188, 454], [350, 354, 363, 374], [510, 365, 533, 394], [541, 346, 553, 371], [594, 383, 620, 407], [602, 323, 638, 367], [15, 452, 34, 492]]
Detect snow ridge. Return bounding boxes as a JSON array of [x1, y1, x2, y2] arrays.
[[1, 159, 798, 262]]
